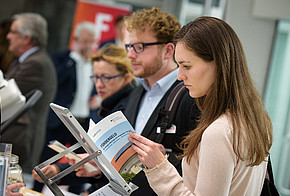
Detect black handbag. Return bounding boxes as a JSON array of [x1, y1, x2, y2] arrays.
[[261, 157, 280, 196]]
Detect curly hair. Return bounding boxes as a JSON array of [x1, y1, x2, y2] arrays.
[[125, 7, 181, 42]]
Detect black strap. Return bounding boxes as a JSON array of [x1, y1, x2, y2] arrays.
[[267, 157, 275, 183], [261, 156, 280, 196], [155, 82, 187, 143]]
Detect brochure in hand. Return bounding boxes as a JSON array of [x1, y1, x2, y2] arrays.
[[87, 111, 142, 182]]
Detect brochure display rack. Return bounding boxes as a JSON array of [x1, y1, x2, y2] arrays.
[[34, 103, 139, 196]]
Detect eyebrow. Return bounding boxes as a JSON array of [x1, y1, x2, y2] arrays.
[[177, 60, 190, 64]]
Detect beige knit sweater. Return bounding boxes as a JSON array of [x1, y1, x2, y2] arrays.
[[145, 114, 267, 196]]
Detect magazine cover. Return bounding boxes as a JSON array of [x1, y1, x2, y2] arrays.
[[87, 111, 142, 182]]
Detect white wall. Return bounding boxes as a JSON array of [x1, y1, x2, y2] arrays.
[[224, 0, 276, 96], [252, 0, 290, 20], [225, 0, 276, 95]]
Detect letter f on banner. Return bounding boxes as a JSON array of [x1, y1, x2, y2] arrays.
[[94, 13, 113, 43]]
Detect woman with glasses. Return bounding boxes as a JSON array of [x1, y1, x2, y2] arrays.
[[90, 43, 136, 120], [78, 43, 137, 195]]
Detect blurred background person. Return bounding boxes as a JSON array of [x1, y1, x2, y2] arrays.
[[83, 43, 137, 194], [90, 15, 130, 122], [2, 12, 57, 173], [33, 21, 98, 194], [32, 43, 137, 195], [99, 15, 128, 48], [90, 43, 136, 121]]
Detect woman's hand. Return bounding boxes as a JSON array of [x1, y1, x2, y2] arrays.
[[128, 132, 166, 169], [7, 183, 24, 196]]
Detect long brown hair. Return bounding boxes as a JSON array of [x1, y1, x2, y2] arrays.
[[176, 17, 272, 166]]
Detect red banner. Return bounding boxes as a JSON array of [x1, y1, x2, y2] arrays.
[[69, 0, 131, 50]]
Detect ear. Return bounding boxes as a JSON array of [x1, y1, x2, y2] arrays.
[[163, 43, 175, 60], [23, 35, 32, 45]]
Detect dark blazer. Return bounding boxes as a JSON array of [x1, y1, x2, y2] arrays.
[[124, 80, 200, 196], [47, 50, 77, 130], [98, 82, 137, 119], [2, 47, 57, 171]]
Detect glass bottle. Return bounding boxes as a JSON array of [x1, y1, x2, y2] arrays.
[[7, 154, 25, 191]]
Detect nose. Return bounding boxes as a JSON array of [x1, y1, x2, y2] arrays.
[[95, 78, 105, 88], [85, 41, 94, 49], [6, 32, 11, 40], [177, 69, 186, 81], [127, 47, 136, 59]]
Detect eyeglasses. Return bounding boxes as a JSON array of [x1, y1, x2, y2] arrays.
[[125, 42, 168, 53], [9, 30, 20, 35], [90, 73, 125, 83]]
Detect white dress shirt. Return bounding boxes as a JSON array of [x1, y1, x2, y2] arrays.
[[69, 51, 93, 118], [135, 69, 178, 135]]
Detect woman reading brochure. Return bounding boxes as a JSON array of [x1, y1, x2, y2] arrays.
[[128, 16, 272, 196]]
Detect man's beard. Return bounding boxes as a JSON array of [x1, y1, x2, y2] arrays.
[[134, 54, 163, 79]]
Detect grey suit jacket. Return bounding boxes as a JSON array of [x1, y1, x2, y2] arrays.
[[3, 47, 57, 171]]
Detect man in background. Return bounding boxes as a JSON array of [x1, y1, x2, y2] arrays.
[[33, 21, 98, 194], [3, 13, 57, 172], [99, 15, 128, 48]]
